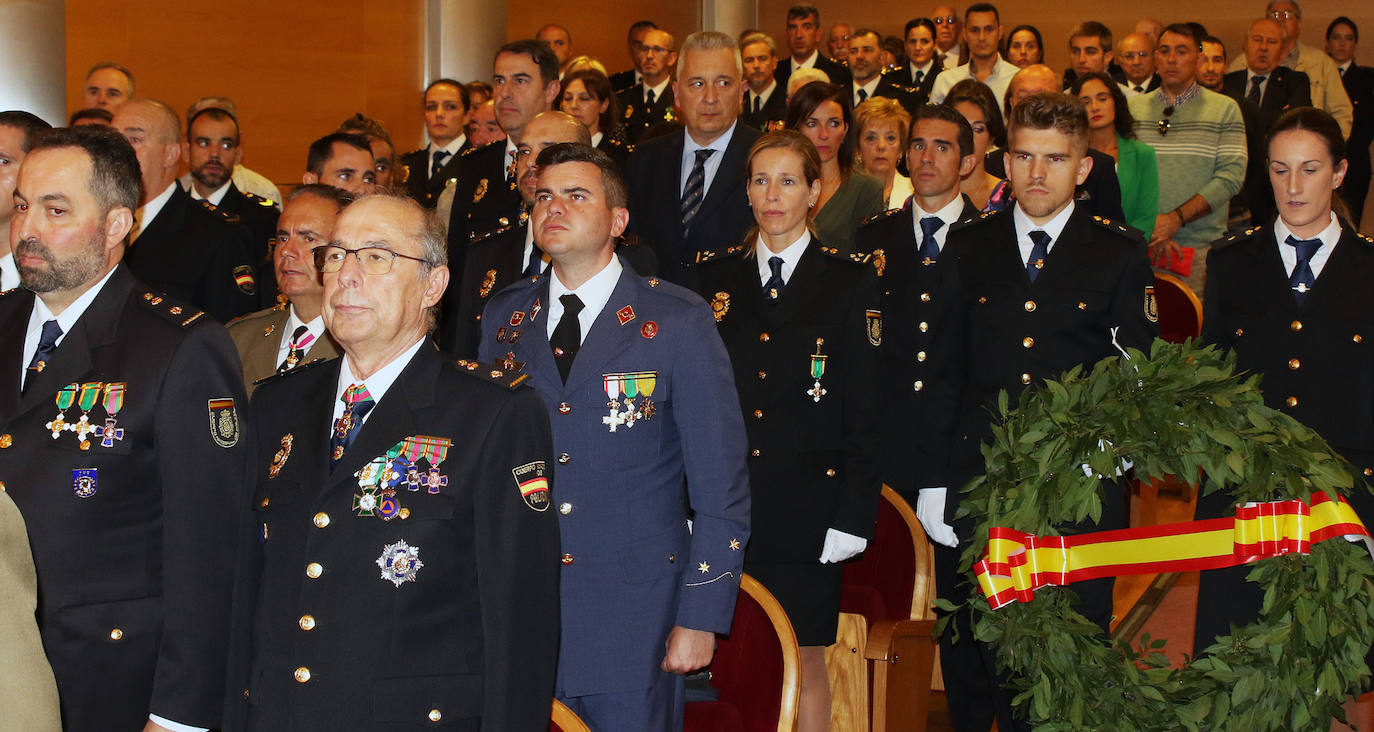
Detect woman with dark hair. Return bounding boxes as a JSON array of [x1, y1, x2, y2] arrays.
[[560, 69, 632, 169], [696, 129, 881, 732], [943, 79, 1011, 212], [1004, 24, 1044, 68], [1073, 71, 1159, 237], [785, 81, 885, 251]]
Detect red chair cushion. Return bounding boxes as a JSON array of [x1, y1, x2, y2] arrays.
[[840, 496, 916, 624], [683, 701, 747, 732], [1153, 276, 1201, 343], [693, 588, 784, 730]]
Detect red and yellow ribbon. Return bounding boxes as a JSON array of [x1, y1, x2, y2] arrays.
[[975, 492, 1371, 610]]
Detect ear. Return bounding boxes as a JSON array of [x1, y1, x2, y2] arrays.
[[1104, 50, 1114, 65], [1333, 158, 1349, 189], [609, 206, 630, 238], [421, 265, 450, 308], [302, 172, 319, 185], [104, 206, 134, 248], [598, 97, 610, 115], [666, 51, 679, 67], [958, 153, 979, 178], [543, 80, 562, 108], [808, 178, 822, 208], [1075, 152, 1093, 186], [162, 141, 181, 169]]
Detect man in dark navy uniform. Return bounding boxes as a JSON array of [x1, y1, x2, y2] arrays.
[[740, 33, 786, 131], [615, 28, 679, 144], [774, 5, 852, 91]]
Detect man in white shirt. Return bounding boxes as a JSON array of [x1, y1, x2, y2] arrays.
[[930, 3, 1018, 104], [0, 111, 52, 291], [740, 32, 784, 130]]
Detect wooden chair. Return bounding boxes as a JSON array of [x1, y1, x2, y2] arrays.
[[550, 699, 591, 732], [684, 573, 801, 732], [1152, 271, 1204, 343], [828, 486, 940, 732]]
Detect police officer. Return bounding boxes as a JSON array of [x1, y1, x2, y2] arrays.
[[233, 193, 560, 731], [0, 125, 248, 732], [399, 79, 472, 209], [479, 143, 750, 732], [925, 92, 1157, 732], [615, 28, 678, 144]]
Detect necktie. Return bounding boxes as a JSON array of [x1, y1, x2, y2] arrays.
[[277, 325, 313, 373], [25, 319, 62, 391], [857, 88, 868, 105], [680, 149, 715, 235], [646, 88, 656, 107], [1248, 76, 1266, 105], [763, 256, 786, 302], [1286, 235, 1322, 306], [431, 149, 451, 177], [550, 294, 585, 383], [753, 93, 761, 115], [329, 383, 375, 468], [523, 243, 543, 278], [918, 216, 944, 265], [915, 70, 925, 85], [1026, 230, 1051, 283]]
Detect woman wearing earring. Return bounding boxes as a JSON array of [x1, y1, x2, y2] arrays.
[[1074, 71, 1159, 238], [696, 130, 882, 732], [786, 82, 886, 252]]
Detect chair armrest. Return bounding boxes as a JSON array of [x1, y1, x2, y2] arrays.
[[864, 618, 937, 662]]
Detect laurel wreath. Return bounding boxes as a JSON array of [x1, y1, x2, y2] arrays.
[[945, 339, 1374, 731]]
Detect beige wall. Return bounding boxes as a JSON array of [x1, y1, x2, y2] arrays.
[[505, 0, 701, 79]]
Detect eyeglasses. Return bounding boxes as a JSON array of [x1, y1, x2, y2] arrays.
[[312, 245, 428, 275], [1157, 105, 1175, 136], [642, 46, 672, 56], [1268, 10, 1299, 20], [933, 16, 957, 24]]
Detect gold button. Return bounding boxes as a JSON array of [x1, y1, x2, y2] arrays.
[[1024, 300, 1036, 312], [1077, 302, 1087, 310], [825, 468, 836, 477], [978, 296, 988, 304], [913, 381, 924, 391], [306, 562, 322, 579], [920, 292, 931, 302], [1288, 359, 1301, 370], [109, 628, 123, 641], [759, 332, 770, 342], [1365, 468, 1373, 477], [559, 502, 572, 515], [0, 481, 6, 492], [260, 498, 270, 508], [557, 453, 571, 464], [916, 351, 927, 362], [750, 448, 761, 457], [429, 709, 443, 723], [299, 615, 316, 631], [558, 402, 571, 414], [313, 512, 330, 528], [0, 433, 12, 448], [1290, 320, 1303, 332], [561, 553, 574, 565], [757, 370, 767, 380], [1286, 396, 1298, 407], [1356, 334, 1365, 344], [1021, 373, 1032, 384], [1022, 337, 1034, 348], [668, 554, 676, 563], [919, 321, 928, 332], [1235, 328, 1244, 337], [294, 667, 311, 683], [753, 409, 764, 419]]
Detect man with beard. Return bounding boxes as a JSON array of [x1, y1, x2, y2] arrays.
[[847, 28, 919, 115], [0, 111, 52, 290], [741, 33, 785, 131], [0, 124, 247, 732], [774, 5, 852, 90]]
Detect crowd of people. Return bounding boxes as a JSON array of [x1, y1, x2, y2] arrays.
[[0, 1, 1371, 731]]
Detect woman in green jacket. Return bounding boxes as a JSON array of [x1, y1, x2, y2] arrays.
[[1074, 71, 1159, 239]]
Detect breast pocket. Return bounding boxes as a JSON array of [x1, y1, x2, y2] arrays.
[[590, 371, 667, 471]]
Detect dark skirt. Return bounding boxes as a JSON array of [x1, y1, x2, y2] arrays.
[[745, 559, 844, 647]]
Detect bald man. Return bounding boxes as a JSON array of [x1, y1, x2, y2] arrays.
[[111, 99, 258, 322], [1226, 0, 1352, 137]]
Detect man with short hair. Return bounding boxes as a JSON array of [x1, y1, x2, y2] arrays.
[[537, 23, 575, 78], [400, 79, 472, 209], [848, 28, 918, 114], [225, 184, 346, 394], [0, 111, 51, 290], [1327, 17, 1372, 225], [774, 5, 852, 91], [468, 99, 506, 149], [178, 97, 282, 207], [828, 23, 852, 63], [625, 31, 761, 289], [932, 5, 964, 70], [113, 99, 259, 322], [1, 123, 249, 732], [740, 32, 785, 130], [69, 108, 112, 126], [480, 142, 749, 732], [184, 106, 281, 305], [1065, 21, 1115, 88], [81, 62, 133, 111], [338, 113, 400, 191], [616, 28, 678, 144], [1227, 0, 1353, 138], [929, 3, 1017, 104], [611, 20, 659, 93], [234, 192, 560, 731], [893, 18, 944, 104], [1131, 24, 1247, 295], [303, 131, 376, 198], [1118, 32, 1161, 96], [1224, 17, 1312, 132], [928, 91, 1157, 732]]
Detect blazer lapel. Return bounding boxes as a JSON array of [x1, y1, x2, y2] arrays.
[[1301, 227, 1360, 311], [771, 243, 827, 326], [564, 266, 640, 393], [0, 289, 34, 421], [246, 309, 290, 378], [694, 127, 752, 221], [323, 345, 438, 495]]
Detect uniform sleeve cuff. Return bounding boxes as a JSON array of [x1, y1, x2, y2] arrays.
[[149, 714, 209, 732]]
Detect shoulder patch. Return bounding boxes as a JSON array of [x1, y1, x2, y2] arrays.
[[243, 191, 279, 209], [459, 145, 482, 158], [453, 359, 530, 390], [139, 291, 205, 327], [860, 207, 904, 227], [252, 357, 329, 386], [196, 198, 241, 224]]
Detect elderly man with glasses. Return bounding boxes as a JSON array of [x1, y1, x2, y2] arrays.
[[1227, 0, 1353, 138]]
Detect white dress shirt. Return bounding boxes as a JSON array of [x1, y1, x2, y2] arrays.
[[134, 182, 179, 242], [21, 267, 119, 390], [909, 59, 936, 86], [1274, 211, 1340, 281], [644, 77, 671, 104], [275, 306, 327, 367], [680, 121, 739, 198], [747, 80, 779, 113], [428, 135, 467, 181], [853, 77, 882, 107], [331, 337, 427, 430], [1013, 201, 1076, 264], [912, 194, 968, 253], [1244, 69, 1273, 101], [755, 230, 811, 286], [930, 55, 1018, 105], [546, 254, 623, 343], [0, 253, 19, 291], [188, 180, 232, 205], [522, 223, 548, 276], [791, 49, 821, 74]]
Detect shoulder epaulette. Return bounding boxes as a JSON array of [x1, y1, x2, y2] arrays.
[[605, 137, 632, 151], [460, 145, 482, 158], [860, 207, 904, 227], [1357, 232, 1374, 247], [695, 245, 745, 263], [226, 301, 287, 327], [139, 291, 205, 327], [453, 359, 530, 390], [0, 287, 20, 297], [1217, 224, 1265, 250], [252, 357, 329, 386], [196, 199, 241, 224], [403, 147, 424, 157], [847, 251, 872, 264], [1089, 214, 1146, 243], [242, 191, 279, 209], [470, 222, 518, 244]]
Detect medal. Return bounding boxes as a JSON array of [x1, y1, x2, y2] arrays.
[[72, 468, 97, 498], [47, 384, 76, 438], [480, 269, 497, 298], [376, 540, 424, 587], [402, 435, 452, 494], [95, 382, 126, 448], [807, 339, 828, 403], [353, 485, 381, 516], [602, 373, 626, 432], [268, 434, 293, 479], [602, 372, 658, 431], [72, 382, 103, 449]]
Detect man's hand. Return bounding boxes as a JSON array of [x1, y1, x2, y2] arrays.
[[1148, 237, 1181, 264], [1150, 212, 1182, 246], [661, 626, 715, 674]]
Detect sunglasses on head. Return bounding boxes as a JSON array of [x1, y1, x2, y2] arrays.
[[1157, 105, 1175, 135]]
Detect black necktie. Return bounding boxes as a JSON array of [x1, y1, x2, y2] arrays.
[[1026, 230, 1051, 283], [1134, 85, 1144, 93], [680, 149, 715, 235], [763, 256, 785, 302], [915, 69, 925, 85], [523, 243, 543, 278], [329, 384, 375, 469], [25, 319, 62, 391], [918, 217, 944, 264], [277, 325, 311, 373], [550, 294, 584, 383], [1286, 235, 1322, 306], [857, 88, 868, 105], [646, 88, 656, 107], [431, 149, 450, 177], [1248, 76, 1266, 105], [753, 93, 761, 115]]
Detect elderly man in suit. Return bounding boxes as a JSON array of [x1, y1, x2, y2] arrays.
[[232, 193, 560, 731], [625, 31, 761, 290], [480, 142, 750, 732], [1223, 17, 1313, 131], [0, 125, 248, 732], [226, 184, 347, 394]]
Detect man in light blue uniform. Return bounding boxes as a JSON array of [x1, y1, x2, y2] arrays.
[[479, 143, 750, 732]]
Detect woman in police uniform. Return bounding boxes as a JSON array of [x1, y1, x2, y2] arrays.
[[696, 130, 883, 732]]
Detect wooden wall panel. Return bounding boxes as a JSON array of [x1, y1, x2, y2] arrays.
[[504, 0, 702, 81]]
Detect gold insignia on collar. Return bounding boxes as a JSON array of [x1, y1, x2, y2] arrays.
[[624, 104, 635, 119], [871, 249, 887, 277], [473, 178, 489, 203], [264, 324, 276, 337], [479, 269, 497, 298], [711, 291, 731, 322]]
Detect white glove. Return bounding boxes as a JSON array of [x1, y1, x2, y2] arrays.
[[917, 487, 959, 547], [1080, 438, 1133, 478], [819, 528, 869, 563]]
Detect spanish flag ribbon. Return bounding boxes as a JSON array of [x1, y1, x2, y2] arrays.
[[974, 492, 1371, 610]]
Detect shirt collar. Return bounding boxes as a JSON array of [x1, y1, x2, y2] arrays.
[[1274, 210, 1341, 250], [286, 305, 326, 342], [30, 265, 120, 338], [189, 180, 232, 206], [792, 49, 820, 71], [335, 336, 427, 408], [754, 229, 812, 284], [591, 131, 604, 148], [912, 194, 967, 232], [684, 120, 738, 157], [645, 77, 672, 99], [751, 79, 778, 105], [548, 253, 623, 327], [910, 59, 935, 78], [431, 135, 466, 157], [854, 77, 882, 97], [1339, 60, 1353, 74], [1013, 200, 1076, 248], [1158, 82, 1202, 107], [138, 181, 179, 229]]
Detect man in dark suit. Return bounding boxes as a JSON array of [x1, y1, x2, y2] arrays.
[[479, 142, 749, 732], [233, 193, 560, 731], [774, 4, 852, 91], [1223, 18, 1312, 133], [2, 125, 248, 732], [112, 98, 259, 323], [400, 79, 472, 210], [924, 92, 1157, 732], [741, 32, 787, 131], [848, 28, 920, 115], [1117, 32, 1162, 98], [610, 20, 659, 93], [185, 106, 281, 306], [625, 32, 761, 290], [891, 18, 944, 106], [616, 28, 679, 144], [1328, 16, 1373, 226], [1204, 36, 1280, 229]]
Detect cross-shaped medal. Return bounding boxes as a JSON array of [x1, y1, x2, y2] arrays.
[[95, 417, 124, 448], [46, 413, 68, 439], [602, 406, 627, 433], [807, 380, 828, 403], [423, 467, 448, 494], [405, 467, 424, 492]]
